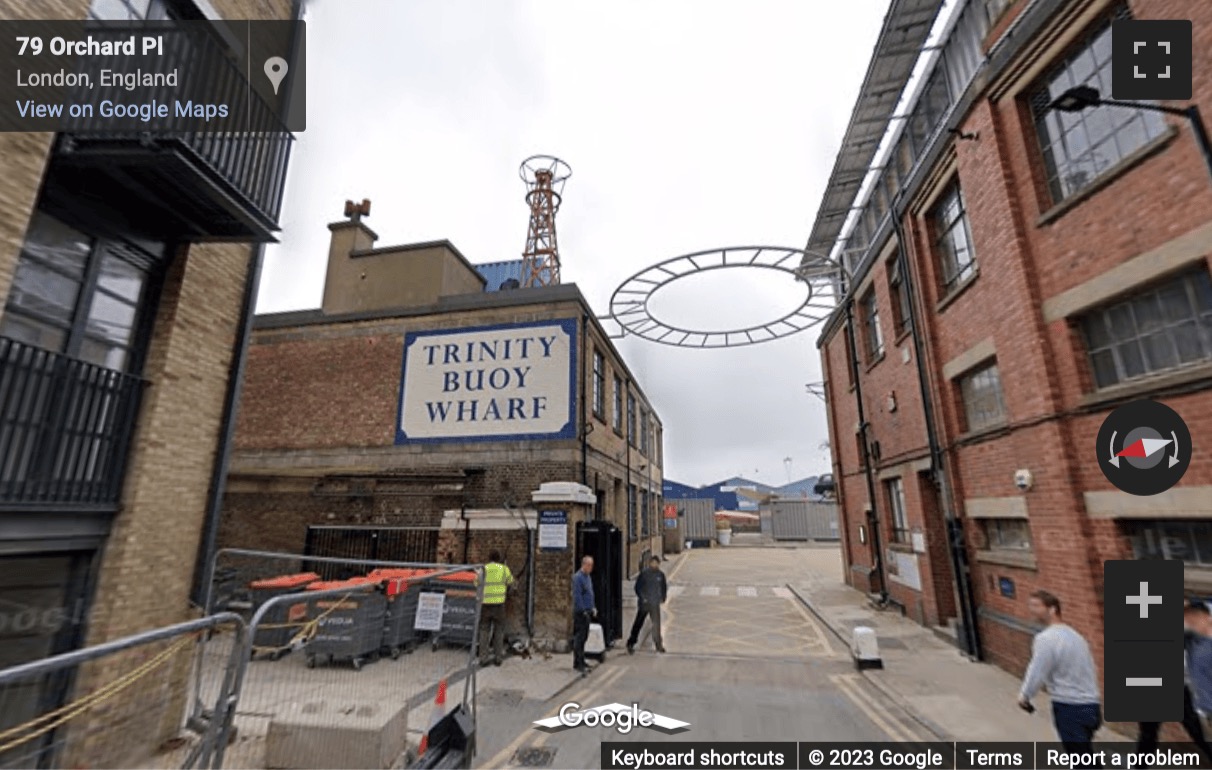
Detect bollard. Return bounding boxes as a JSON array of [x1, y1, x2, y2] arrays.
[[851, 626, 883, 670]]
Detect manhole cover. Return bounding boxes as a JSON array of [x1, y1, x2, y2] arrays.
[[481, 689, 524, 708], [878, 637, 908, 650], [513, 746, 557, 767]]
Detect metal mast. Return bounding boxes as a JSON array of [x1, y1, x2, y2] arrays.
[[519, 155, 571, 287]]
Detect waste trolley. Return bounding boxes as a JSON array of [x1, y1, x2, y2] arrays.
[[369, 569, 424, 659], [304, 579, 387, 671], [420, 570, 480, 651], [248, 572, 320, 660]]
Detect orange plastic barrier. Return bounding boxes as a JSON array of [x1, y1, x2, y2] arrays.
[[248, 572, 321, 590]]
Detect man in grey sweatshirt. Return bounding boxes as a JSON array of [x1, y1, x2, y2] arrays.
[[1018, 590, 1102, 757]]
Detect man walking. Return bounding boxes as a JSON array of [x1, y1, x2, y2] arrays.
[[478, 550, 514, 667], [1139, 601, 1212, 760], [627, 557, 667, 654], [571, 555, 596, 676], [1018, 590, 1103, 758]]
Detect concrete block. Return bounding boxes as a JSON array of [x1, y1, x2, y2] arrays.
[[266, 700, 409, 769]]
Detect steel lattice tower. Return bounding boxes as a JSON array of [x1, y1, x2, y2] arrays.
[[519, 156, 571, 288]]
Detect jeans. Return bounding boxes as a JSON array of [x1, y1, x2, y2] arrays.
[[572, 610, 591, 670], [1137, 686, 1212, 763], [478, 603, 506, 664], [1052, 701, 1102, 760], [627, 602, 662, 650]]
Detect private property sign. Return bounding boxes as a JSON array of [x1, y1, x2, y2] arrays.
[[396, 319, 577, 443]]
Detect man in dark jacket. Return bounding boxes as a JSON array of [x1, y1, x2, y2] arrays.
[[627, 557, 667, 654]]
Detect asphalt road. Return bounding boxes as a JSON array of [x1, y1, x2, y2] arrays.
[[473, 546, 933, 769]]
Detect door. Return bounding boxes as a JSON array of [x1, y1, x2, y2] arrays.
[[575, 521, 623, 645]]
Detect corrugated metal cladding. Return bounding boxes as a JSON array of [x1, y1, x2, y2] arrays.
[[672, 498, 716, 541], [475, 259, 525, 291], [769, 500, 840, 541]]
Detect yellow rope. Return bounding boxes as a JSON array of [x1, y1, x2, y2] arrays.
[[287, 592, 357, 646], [0, 633, 198, 754]]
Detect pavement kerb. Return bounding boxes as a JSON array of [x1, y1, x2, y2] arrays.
[[786, 583, 950, 741]]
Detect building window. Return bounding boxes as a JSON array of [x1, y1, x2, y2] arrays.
[[641, 490, 650, 537], [592, 350, 605, 419], [0, 211, 158, 373], [932, 183, 976, 290], [1080, 268, 1212, 389], [1130, 521, 1212, 566], [627, 484, 637, 542], [1028, 6, 1167, 203], [888, 257, 911, 337], [627, 394, 637, 447], [885, 478, 909, 544], [958, 361, 1007, 432], [612, 375, 623, 433], [982, 518, 1033, 551], [89, 0, 178, 20], [859, 288, 883, 361], [639, 409, 649, 456]]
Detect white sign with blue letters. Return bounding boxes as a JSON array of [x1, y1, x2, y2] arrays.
[[396, 319, 577, 443]]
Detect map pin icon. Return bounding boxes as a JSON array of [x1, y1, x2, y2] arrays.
[[264, 56, 288, 95]]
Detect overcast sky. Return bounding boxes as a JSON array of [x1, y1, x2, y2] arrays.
[[255, 0, 889, 488]]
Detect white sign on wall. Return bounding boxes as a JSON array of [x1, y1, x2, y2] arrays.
[[414, 592, 446, 631], [396, 319, 577, 443]]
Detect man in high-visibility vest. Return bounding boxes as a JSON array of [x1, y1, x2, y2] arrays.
[[479, 550, 514, 667]]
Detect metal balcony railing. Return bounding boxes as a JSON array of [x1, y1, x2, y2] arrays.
[[57, 22, 293, 233], [0, 337, 146, 508]]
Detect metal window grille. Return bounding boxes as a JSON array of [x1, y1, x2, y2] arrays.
[[885, 478, 909, 544], [861, 289, 883, 359], [1081, 269, 1212, 388], [592, 350, 604, 418], [959, 362, 1007, 431], [983, 518, 1033, 550], [1028, 5, 1167, 203], [933, 184, 976, 290]]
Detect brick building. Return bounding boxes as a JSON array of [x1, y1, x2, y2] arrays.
[[811, 0, 1212, 685], [217, 205, 666, 645], [0, 0, 298, 763]]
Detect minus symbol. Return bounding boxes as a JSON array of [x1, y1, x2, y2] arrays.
[[1126, 678, 1164, 687]]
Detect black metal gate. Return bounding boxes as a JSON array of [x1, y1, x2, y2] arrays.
[[303, 527, 440, 580]]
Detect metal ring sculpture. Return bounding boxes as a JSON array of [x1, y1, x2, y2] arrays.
[[608, 246, 846, 348]]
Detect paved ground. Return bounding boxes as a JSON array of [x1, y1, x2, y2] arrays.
[[474, 545, 935, 769]]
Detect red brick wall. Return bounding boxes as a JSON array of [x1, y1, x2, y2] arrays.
[[821, 0, 1212, 681]]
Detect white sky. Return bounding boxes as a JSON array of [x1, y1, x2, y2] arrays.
[[256, 0, 890, 488]]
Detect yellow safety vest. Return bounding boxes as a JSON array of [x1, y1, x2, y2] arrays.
[[482, 562, 514, 605]]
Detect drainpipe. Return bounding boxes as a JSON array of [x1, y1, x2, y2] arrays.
[[625, 379, 632, 575], [890, 194, 982, 660], [460, 503, 470, 565], [580, 315, 589, 487], [844, 301, 888, 604], [191, 243, 265, 609]]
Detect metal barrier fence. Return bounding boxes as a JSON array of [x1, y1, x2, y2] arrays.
[[198, 548, 484, 769], [0, 612, 247, 770]]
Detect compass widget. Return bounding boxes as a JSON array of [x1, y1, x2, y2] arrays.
[[1097, 399, 1191, 496]]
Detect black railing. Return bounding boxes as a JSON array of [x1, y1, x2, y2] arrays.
[[59, 23, 293, 227], [304, 527, 442, 579], [0, 338, 145, 508]]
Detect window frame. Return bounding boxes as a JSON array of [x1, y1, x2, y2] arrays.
[[1079, 268, 1212, 389], [639, 408, 649, 456], [1131, 520, 1212, 566], [627, 393, 637, 447], [885, 477, 910, 544], [612, 375, 623, 434], [627, 483, 638, 543], [981, 518, 1034, 552], [1027, 5, 1168, 205], [932, 182, 977, 291], [860, 288, 884, 361], [591, 349, 605, 420], [957, 360, 1008, 433], [888, 257, 912, 338]]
